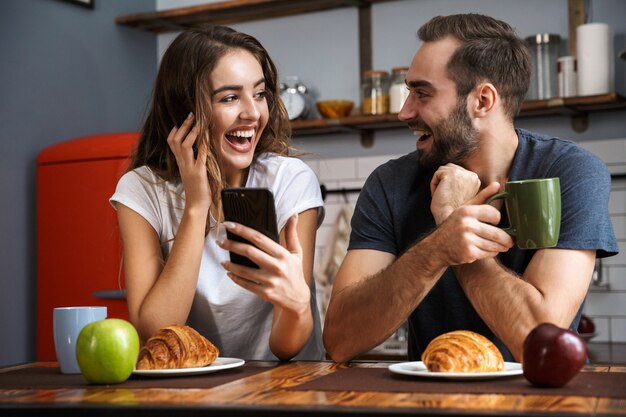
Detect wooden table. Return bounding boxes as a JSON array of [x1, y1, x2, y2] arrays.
[[1, 361, 624, 416]]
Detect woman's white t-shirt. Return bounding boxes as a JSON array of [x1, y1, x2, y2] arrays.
[[110, 152, 325, 360]]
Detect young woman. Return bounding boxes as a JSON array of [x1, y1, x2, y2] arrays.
[[110, 25, 324, 361]]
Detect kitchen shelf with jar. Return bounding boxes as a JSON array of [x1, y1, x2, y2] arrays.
[[518, 92, 626, 132], [291, 92, 626, 139], [116, 0, 626, 143]]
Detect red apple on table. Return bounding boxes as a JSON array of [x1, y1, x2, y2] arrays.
[[522, 322, 586, 387], [577, 314, 596, 334]]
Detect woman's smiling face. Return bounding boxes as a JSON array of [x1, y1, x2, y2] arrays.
[[209, 49, 269, 187]]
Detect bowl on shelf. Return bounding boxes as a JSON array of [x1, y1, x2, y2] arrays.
[[316, 100, 354, 118]]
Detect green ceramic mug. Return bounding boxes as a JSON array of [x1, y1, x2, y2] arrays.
[[485, 178, 561, 249]]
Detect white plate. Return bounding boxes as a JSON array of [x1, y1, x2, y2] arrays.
[[579, 332, 597, 341], [132, 357, 245, 377], [388, 361, 523, 380]]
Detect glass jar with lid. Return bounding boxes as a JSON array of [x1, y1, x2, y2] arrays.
[[389, 67, 409, 113], [525, 33, 561, 100], [361, 70, 390, 115]]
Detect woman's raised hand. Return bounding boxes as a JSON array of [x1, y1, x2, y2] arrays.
[[218, 215, 311, 315], [167, 113, 211, 213]]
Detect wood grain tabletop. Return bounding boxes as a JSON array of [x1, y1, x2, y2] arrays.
[[0, 361, 624, 416]]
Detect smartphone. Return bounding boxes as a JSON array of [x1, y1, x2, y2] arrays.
[[221, 188, 279, 268]]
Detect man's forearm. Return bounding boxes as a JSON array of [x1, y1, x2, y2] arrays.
[[324, 235, 447, 362], [453, 259, 544, 361]]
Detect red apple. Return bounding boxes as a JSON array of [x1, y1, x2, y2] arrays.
[[577, 315, 596, 334], [522, 322, 586, 387]]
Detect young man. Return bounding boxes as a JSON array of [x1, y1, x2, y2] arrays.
[[323, 14, 617, 363]]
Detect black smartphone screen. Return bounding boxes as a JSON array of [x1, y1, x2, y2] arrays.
[[221, 188, 279, 268]]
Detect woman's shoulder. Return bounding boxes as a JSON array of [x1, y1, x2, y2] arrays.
[[250, 153, 320, 196], [253, 152, 316, 179], [119, 165, 156, 182], [117, 166, 181, 195], [255, 152, 310, 168]]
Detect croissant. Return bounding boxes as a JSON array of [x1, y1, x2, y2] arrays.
[[136, 325, 219, 370], [422, 330, 504, 372]]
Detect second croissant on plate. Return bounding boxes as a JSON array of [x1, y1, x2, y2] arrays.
[[422, 330, 504, 372], [136, 324, 219, 370]]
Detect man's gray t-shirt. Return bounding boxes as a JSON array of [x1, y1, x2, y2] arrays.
[[349, 128, 618, 361]]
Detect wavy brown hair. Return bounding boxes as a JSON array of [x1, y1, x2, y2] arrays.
[[418, 14, 531, 121], [130, 25, 292, 232]]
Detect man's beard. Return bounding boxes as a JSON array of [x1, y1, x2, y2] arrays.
[[418, 98, 479, 171]]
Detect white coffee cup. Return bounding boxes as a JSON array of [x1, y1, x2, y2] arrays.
[[53, 306, 107, 374]]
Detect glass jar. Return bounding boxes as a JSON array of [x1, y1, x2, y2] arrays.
[[557, 56, 577, 98], [361, 70, 390, 115], [525, 33, 561, 100], [389, 67, 409, 113]]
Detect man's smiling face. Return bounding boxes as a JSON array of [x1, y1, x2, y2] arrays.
[[399, 36, 479, 171]]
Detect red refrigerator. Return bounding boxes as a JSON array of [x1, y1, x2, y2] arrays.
[[36, 132, 139, 360]]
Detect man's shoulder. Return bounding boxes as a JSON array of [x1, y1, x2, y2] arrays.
[[516, 129, 603, 169], [517, 128, 585, 155], [359, 151, 424, 205]]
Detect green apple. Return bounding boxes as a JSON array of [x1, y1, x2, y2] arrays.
[[76, 318, 140, 384]]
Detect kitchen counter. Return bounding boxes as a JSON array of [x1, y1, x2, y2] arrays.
[[1, 360, 624, 416]]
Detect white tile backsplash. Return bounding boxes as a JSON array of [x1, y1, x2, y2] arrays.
[[611, 216, 626, 240], [317, 158, 357, 182], [578, 139, 626, 168], [583, 139, 626, 343], [334, 179, 366, 191], [303, 158, 321, 178], [611, 318, 626, 342], [607, 266, 626, 291], [584, 292, 626, 316], [321, 203, 345, 226], [315, 225, 334, 251], [307, 141, 626, 342], [356, 154, 402, 178], [588, 317, 610, 342], [609, 188, 626, 215]]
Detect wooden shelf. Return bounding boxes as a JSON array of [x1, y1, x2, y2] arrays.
[[518, 92, 626, 117], [291, 114, 401, 136], [116, 0, 398, 32], [116, 1, 625, 137], [291, 93, 626, 136]]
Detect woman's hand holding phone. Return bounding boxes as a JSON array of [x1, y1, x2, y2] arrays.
[[218, 215, 311, 314], [167, 113, 211, 213]]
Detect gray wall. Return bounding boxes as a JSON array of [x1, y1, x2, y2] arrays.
[[0, 0, 156, 367]]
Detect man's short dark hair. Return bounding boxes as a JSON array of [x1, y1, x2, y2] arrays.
[[418, 14, 531, 120]]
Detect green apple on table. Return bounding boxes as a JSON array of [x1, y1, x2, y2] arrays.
[[76, 318, 140, 384]]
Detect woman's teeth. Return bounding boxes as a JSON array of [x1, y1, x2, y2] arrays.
[[226, 129, 255, 144], [230, 129, 254, 138]]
